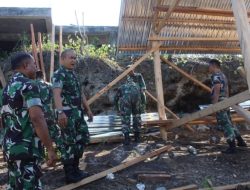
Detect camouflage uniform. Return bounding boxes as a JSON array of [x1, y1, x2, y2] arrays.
[[211, 72, 240, 141], [128, 73, 147, 113], [1, 72, 43, 190], [115, 78, 141, 134], [0, 88, 3, 144], [36, 79, 61, 145], [52, 66, 89, 162]]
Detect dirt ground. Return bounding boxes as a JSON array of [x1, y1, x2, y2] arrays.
[[1, 129, 250, 190]]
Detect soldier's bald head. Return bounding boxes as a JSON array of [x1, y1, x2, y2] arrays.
[[61, 49, 75, 59], [11, 52, 33, 70]]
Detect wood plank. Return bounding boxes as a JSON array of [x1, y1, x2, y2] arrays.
[[144, 91, 250, 128], [87, 45, 161, 105], [154, 5, 250, 17], [49, 24, 55, 82], [30, 24, 40, 69], [160, 56, 211, 93], [153, 41, 167, 140], [149, 37, 238, 42], [170, 184, 198, 190], [55, 145, 172, 190], [232, 0, 250, 92], [137, 173, 171, 182], [37, 32, 46, 81]]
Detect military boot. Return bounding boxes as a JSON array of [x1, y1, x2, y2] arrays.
[[134, 132, 141, 143], [123, 132, 131, 145], [74, 157, 89, 179], [64, 163, 83, 184], [236, 136, 247, 147], [222, 139, 236, 154]]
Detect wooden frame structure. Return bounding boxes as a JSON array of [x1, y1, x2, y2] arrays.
[[86, 0, 250, 139]]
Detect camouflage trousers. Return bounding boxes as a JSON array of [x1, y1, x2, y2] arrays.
[[120, 101, 142, 134], [57, 108, 89, 162], [216, 110, 240, 141], [7, 159, 42, 190], [140, 92, 147, 113]]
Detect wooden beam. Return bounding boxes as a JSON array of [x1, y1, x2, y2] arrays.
[[153, 41, 167, 140], [37, 32, 46, 81], [145, 91, 250, 128], [49, 24, 55, 82], [59, 26, 63, 64], [118, 46, 241, 53], [87, 45, 161, 105], [200, 181, 250, 190], [145, 90, 194, 132], [148, 37, 239, 42], [160, 56, 212, 93], [170, 184, 198, 190], [232, 0, 250, 92], [0, 67, 6, 87], [30, 24, 40, 69], [155, 0, 181, 33], [154, 5, 250, 17], [55, 145, 172, 190]]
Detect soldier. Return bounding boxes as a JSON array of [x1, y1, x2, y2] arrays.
[[115, 77, 142, 145], [36, 71, 61, 145], [126, 62, 147, 113], [1, 52, 56, 189], [52, 49, 93, 183], [209, 59, 247, 154]]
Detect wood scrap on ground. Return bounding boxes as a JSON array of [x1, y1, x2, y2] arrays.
[[55, 145, 173, 190], [137, 173, 171, 182], [170, 184, 198, 190]]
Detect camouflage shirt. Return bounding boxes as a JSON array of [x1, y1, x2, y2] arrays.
[[36, 79, 54, 121], [52, 66, 82, 109], [128, 73, 146, 91], [1, 72, 43, 161], [115, 78, 140, 111], [211, 71, 229, 99]]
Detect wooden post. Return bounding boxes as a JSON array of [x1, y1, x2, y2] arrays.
[[87, 45, 161, 105], [30, 24, 40, 69], [55, 145, 172, 190], [153, 41, 167, 140], [59, 26, 63, 64], [50, 24, 55, 82], [0, 67, 6, 87], [37, 32, 46, 81], [231, 0, 250, 92]]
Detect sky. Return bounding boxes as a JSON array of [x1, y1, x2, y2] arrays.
[[0, 0, 121, 26]]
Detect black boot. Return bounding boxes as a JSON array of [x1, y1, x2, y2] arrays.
[[64, 162, 83, 184], [236, 136, 247, 147], [134, 132, 141, 143], [123, 132, 130, 145], [222, 139, 236, 154], [74, 157, 89, 179]]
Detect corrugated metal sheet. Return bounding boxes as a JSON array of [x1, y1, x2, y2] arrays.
[[117, 0, 250, 54]]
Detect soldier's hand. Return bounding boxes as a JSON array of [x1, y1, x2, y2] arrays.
[[47, 147, 57, 167], [58, 112, 68, 128], [87, 110, 93, 122]]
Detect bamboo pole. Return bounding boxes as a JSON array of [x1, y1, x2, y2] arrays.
[[37, 32, 46, 81], [49, 24, 55, 82], [59, 26, 63, 64], [30, 24, 40, 69]]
